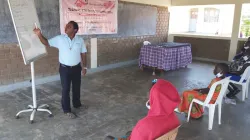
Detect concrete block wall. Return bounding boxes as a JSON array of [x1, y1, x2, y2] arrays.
[[0, 40, 91, 85], [174, 36, 231, 61], [97, 7, 169, 66], [0, 4, 169, 85]]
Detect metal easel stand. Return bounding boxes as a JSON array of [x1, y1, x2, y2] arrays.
[[15, 62, 53, 124]]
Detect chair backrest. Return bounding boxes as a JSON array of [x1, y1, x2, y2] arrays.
[[203, 77, 230, 105], [215, 77, 230, 105], [156, 126, 180, 140], [239, 66, 250, 83]]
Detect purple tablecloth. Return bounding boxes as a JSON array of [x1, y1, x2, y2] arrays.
[[139, 42, 192, 71]]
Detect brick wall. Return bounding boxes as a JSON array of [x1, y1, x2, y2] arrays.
[[174, 36, 230, 61], [97, 6, 169, 66], [0, 41, 91, 85], [0, 4, 169, 85]]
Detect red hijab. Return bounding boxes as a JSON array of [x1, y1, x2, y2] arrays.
[[130, 79, 181, 140]]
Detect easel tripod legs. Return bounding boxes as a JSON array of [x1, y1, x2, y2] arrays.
[[15, 62, 53, 124], [16, 104, 53, 124]]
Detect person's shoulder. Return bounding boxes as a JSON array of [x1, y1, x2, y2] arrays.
[[52, 34, 65, 40], [75, 35, 80, 38], [133, 117, 157, 130], [59, 34, 67, 38], [211, 77, 221, 83], [133, 118, 149, 129], [131, 118, 152, 138], [75, 35, 82, 39], [75, 35, 84, 42]]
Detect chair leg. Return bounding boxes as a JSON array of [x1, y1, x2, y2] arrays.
[[208, 105, 215, 130], [187, 101, 194, 122], [246, 84, 249, 99], [242, 84, 246, 101], [218, 103, 222, 125]]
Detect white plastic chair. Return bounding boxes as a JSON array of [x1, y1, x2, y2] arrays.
[[187, 77, 230, 130], [229, 66, 250, 101]]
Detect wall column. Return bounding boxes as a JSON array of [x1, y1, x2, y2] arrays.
[[228, 3, 242, 61], [90, 38, 97, 68]]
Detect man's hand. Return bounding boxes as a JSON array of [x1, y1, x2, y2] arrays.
[[33, 28, 50, 48], [33, 28, 41, 36], [82, 69, 87, 76]]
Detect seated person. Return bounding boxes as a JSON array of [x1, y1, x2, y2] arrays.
[[226, 49, 250, 98], [233, 37, 250, 61], [176, 63, 229, 119], [105, 79, 181, 140], [226, 49, 250, 99], [230, 48, 250, 73]]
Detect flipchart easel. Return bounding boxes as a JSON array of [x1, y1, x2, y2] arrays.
[[7, 0, 53, 124]]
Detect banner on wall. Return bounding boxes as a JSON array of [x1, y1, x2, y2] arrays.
[[60, 0, 118, 35]]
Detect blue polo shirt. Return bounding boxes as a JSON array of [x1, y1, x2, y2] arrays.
[[48, 34, 87, 66]]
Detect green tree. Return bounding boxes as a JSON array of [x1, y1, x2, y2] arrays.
[[241, 19, 250, 37]]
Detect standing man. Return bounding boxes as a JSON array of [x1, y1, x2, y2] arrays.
[[34, 21, 87, 119]]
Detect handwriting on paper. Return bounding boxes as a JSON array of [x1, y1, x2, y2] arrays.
[[8, 0, 47, 64]]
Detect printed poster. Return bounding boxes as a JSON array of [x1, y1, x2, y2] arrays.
[[60, 0, 118, 35]]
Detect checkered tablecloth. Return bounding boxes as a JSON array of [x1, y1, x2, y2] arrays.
[[139, 42, 192, 71]]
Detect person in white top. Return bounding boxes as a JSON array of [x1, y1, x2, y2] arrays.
[[33, 21, 87, 119]]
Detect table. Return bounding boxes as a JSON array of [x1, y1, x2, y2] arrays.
[[139, 42, 192, 75]]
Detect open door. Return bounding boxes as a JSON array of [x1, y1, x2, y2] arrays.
[[189, 8, 198, 32]]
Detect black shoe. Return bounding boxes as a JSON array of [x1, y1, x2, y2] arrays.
[[74, 104, 82, 109], [231, 89, 241, 96], [227, 89, 241, 99], [74, 104, 88, 109], [226, 92, 234, 98], [105, 136, 115, 140], [227, 93, 237, 99], [227, 95, 235, 99]]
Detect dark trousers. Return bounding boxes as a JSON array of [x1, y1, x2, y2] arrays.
[[59, 63, 82, 113], [228, 83, 239, 92]]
